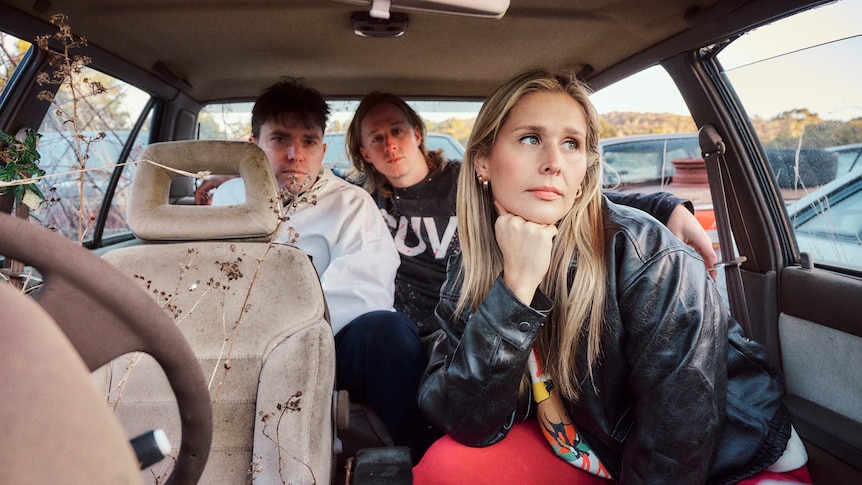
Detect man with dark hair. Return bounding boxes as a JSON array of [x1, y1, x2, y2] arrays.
[[211, 77, 434, 461]]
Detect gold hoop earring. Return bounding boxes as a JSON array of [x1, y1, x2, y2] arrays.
[[477, 173, 489, 192], [575, 186, 583, 199]]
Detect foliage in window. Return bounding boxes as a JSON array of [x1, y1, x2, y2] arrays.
[[0, 129, 44, 210], [1, 33, 31, 92]]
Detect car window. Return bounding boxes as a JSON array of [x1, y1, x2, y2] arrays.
[[320, 132, 466, 175], [718, 0, 862, 272], [591, 69, 727, 299], [197, 101, 253, 141], [31, 66, 151, 244], [829, 144, 862, 174], [428, 134, 465, 160], [795, 183, 862, 237], [599, 134, 702, 187], [0, 31, 30, 99], [666, 136, 701, 162], [105, 107, 152, 241], [601, 138, 669, 185]]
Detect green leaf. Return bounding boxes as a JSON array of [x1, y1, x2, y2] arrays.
[[27, 183, 45, 200], [0, 130, 16, 146], [0, 128, 45, 204]]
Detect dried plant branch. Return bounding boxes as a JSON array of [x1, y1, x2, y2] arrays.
[[257, 392, 316, 485], [211, 245, 268, 402], [0, 158, 210, 189], [108, 352, 145, 412]]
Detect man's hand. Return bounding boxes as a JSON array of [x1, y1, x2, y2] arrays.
[[666, 204, 718, 275], [194, 175, 235, 205]]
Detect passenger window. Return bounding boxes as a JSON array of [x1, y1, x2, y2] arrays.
[[718, 0, 862, 273], [0, 31, 31, 97], [31, 66, 151, 244], [197, 100, 477, 178], [592, 68, 728, 300], [102, 106, 153, 242], [197, 101, 253, 141]]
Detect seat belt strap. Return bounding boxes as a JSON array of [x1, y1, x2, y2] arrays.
[[699, 125, 753, 337]]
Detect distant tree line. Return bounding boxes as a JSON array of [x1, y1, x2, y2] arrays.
[[753, 109, 862, 149], [427, 109, 862, 150], [599, 111, 697, 138]]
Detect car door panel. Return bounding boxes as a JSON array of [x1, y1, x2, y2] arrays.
[[779, 266, 862, 481]]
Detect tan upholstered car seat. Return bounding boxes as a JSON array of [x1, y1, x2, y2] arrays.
[[99, 141, 336, 484]]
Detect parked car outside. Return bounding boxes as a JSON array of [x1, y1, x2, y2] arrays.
[[600, 132, 700, 187], [598, 130, 862, 300], [828, 143, 862, 175], [599, 133, 716, 241], [786, 168, 862, 269]]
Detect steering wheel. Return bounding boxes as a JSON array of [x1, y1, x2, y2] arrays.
[[0, 212, 212, 485]]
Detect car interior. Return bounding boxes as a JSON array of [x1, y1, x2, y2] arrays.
[[1, 0, 860, 484]]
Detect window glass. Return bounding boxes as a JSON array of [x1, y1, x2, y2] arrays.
[[832, 146, 862, 174], [591, 67, 725, 299], [601, 139, 668, 185], [32, 66, 151, 244], [719, 0, 862, 272], [198, 101, 253, 141], [0, 31, 30, 97], [666, 136, 702, 162]]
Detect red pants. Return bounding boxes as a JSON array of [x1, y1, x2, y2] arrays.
[[413, 421, 811, 484]]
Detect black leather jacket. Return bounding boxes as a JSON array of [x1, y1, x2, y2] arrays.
[[418, 198, 791, 484]]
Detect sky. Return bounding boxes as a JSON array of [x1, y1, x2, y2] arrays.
[[590, 68, 688, 116], [590, 0, 862, 121]]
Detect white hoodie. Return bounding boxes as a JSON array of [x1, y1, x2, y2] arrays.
[[213, 167, 400, 334]]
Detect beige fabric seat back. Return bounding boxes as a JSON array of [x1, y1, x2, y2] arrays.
[[99, 140, 335, 484]]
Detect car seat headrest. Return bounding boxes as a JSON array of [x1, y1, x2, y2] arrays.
[[127, 140, 281, 241]]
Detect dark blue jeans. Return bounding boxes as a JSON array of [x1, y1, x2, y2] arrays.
[[335, 310, 440, 462]]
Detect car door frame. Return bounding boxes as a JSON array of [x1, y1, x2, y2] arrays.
[[659, 22, 862, 484]]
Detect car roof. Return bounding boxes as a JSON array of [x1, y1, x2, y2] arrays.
[[600, 132, 700, 145], [787, 168, 862, 217], [0, 0, 828, 103], [827, 143, 862, 152]]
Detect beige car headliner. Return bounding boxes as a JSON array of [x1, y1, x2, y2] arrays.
[[1, 0, 823, 102]]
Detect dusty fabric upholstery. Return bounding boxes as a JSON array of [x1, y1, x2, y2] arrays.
[[99, 140, 335, 484], [128, 140, 280, 241]]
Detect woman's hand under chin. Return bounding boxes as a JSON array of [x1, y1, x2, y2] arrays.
[[494, 200, 557, 304]]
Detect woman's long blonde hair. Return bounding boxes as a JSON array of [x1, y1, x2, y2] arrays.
[[456, 69, 606, 399]]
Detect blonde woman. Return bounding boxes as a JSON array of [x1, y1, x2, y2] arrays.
[[414, 69, 810, 484]]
